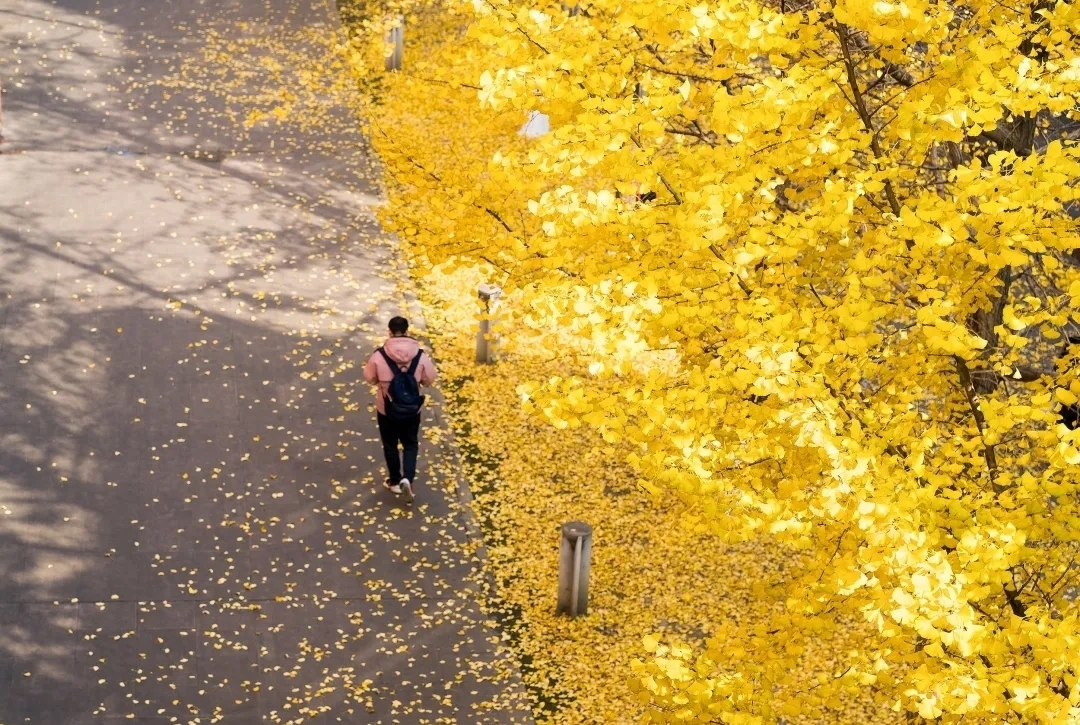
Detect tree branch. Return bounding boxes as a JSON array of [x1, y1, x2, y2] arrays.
[[848, 29, 916, 88], [414, 75, 481, 91], [485, 207, 514, 233], [634, 61, 745, 86], [833, 21, 903, 220], [518, 27, 550, 55], [657, 172, 683, 205], [954, 355, 1002, 490], [629, 133, 683, 204]]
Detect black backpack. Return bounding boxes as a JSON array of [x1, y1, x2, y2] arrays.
[[378, 348, 426, 420]]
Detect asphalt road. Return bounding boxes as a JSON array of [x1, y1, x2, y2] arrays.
[[0, 0, 530, 723]]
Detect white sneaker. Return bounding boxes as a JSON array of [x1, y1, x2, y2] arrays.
[[400, 478, 414, 504], [389, 483, 403, 494]]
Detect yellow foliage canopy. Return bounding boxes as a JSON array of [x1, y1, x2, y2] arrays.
[[351, 0, 1080, 722]]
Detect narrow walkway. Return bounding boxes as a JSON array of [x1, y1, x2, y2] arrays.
[[0, 0, 529, 723]]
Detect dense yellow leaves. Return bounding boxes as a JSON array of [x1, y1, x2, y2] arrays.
[[331, 0, 1080, 722], [405, 264, 890, 724]]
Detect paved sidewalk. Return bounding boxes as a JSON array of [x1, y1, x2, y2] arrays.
[[0, 0, 530, 723]]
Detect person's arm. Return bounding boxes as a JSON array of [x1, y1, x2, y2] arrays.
[[363, 352, 379, 384], [420, 351, 437, 386]]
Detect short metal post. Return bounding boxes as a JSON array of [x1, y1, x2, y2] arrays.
[[556, 521, 593, 616], [476, 283, 501, 364], [476, 316, 490, 364], [385, 15, 404, 72]]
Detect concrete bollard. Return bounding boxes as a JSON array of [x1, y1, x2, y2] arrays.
[[556, 521, 593, 616], [476, 283, 501, 364], [385, 15, 404, 72]]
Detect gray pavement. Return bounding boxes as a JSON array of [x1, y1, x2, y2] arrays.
[[0, 0, 530, 723]]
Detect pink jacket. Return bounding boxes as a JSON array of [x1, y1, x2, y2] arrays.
[[363, 336, 437, 415]]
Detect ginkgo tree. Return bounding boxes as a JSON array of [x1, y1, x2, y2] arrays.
[[351, 0, 1080, 722]]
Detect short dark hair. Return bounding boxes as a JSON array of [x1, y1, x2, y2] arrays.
[[388, 316, 409, 335]]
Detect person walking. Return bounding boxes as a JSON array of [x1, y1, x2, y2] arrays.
[[363, 316, 437, 504]]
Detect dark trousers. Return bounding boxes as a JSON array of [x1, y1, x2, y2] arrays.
[[377, 412, 421, 483]]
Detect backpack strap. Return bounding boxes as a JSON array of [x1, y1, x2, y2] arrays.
[[377, 348, 401, 372], [406, 350, 423, 376]]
